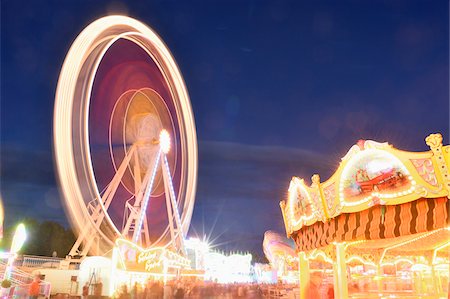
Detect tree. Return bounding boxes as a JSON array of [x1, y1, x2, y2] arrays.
[[251, 251, 269, 264]]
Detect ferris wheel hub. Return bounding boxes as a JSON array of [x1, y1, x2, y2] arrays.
[[126, 113, 163, 170]]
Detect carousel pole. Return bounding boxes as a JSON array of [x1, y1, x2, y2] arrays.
[[376, 264, 383, 292], [430, 263, 438, 296], [427, 253, 439, 297], [298, 251, 310, 299], [333, 242, 348, 299]]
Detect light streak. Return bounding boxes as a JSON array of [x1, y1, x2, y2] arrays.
[[10, 223, 26, 254], [133, 148, 162, 243], [4, 223, 26, 280], [163, 154, 185, 243]]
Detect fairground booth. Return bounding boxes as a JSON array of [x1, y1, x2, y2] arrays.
[[280, 133, 449, 299]]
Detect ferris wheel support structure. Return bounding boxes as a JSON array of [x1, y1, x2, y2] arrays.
[[69, 135, 187, 256]]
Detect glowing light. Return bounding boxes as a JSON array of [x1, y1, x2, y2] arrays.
[[163, 154, 185, 244], [345, 255, 376, 267], [383, 228, 444, 256], [308, 249, 333, 264], [185, 237, 210, 252], [287, 178, 317, 229], [339, 148, 416, 207], [366, 160, 392, 174], [204, 251, 253, 283], [381, 258, 414, 267], [432, 241, 450, 264], [115, 238, 190, 272], [3, 223, 26, 280], [159, 130, 171, 154], [10, 223, 26, 254], [133, 149, 162, 243], [411, 264, 431, 271]]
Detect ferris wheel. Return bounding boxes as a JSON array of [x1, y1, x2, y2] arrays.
[[53, 16, 197, 256]]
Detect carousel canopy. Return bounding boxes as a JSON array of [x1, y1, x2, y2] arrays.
[[280, 133, 449, 261]]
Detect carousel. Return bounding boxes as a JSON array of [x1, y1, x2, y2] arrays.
[[280, 133, 449, 299]]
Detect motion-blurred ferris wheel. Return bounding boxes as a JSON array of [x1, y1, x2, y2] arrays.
[[53, 16, 197, 256]]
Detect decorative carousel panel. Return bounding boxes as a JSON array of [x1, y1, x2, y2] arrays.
[[332, 138, 448, 215], [410, 157, 439, 187], [320, 178, 339, 218], [285, 177, 320, 232], [338, 147, 416, 213]]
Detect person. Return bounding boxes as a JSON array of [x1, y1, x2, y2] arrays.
[[94, 280, 103, 298], [163, 282, 172, 299], [304, 272, 321, 299], [28, 275, 41, 299], [132, 282, 138, 299], [153, 282, 163, 299], [326, 283, 334, 299], [119, 284, 130, 299], [174, 283, 184, 299], [82, 282, 89, 299]]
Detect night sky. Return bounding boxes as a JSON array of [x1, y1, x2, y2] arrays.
[[1, 1, 448, 255]]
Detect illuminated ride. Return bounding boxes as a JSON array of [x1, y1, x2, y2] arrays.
[[263, 231, 298, 283], [280, 133, 450, 299], [54, 15, 197, 258]]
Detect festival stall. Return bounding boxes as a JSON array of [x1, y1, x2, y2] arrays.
[[111, 239, 191, 292], [280, 133, 449, 298]]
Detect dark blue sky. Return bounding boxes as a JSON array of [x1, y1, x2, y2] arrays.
[[1, 0, 448, 254]]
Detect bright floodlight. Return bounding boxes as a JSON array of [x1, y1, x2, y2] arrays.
[[160, 130, 171, 154]]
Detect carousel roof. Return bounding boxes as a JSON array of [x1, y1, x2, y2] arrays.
[[280, 133, 450, 258]]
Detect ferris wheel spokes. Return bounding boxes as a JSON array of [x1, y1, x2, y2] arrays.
[[121, 144, 160, 245], [131, 148, 162, 243], [68, 145, 138, 257], [161, 154, 186, 254], [120, 130, 186, 254]]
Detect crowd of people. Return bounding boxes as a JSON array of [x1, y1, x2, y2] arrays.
[[112, 280, 264, 299]]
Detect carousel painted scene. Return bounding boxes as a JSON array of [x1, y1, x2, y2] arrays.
[[1, 1, 449, 299]]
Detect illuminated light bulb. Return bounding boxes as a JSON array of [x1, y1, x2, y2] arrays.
[[160, 129, 171, 154]]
